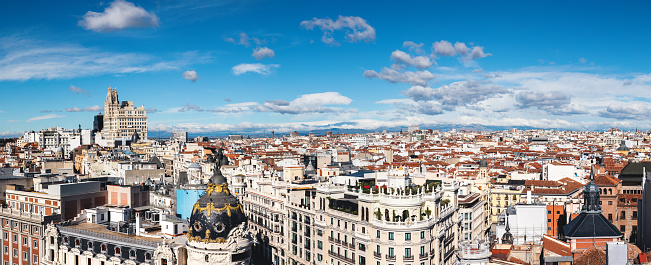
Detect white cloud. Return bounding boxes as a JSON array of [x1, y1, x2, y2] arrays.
[[252, 47, 275, 60], [69, 85, 90, 97], [79, 0, 159, 32], [183, 70, 199, 82], [431, 40, 491, 62], [432, 40, 456, 56], [300, 15, 376, 45], [225, 32, 253, 46], [263, 92, 353, 114], [467, 46, 491, 60], [232, 63, 279, 75], [390, 50, 433, 69], [363, 68, 435, 86], [178, 103, 204, 112], [66, 105, 104, 112], [579, 58, 588, 64], [211, 102, 262, 113], [514, 90, 587, 115], [403, 80, 509, 111], [598, 103, 651, 120], [403, 41, 424, 54], [0, 36, 207, 81], [169, 92, 353, 115], [27, 114, 65, 122], [146, 107, 157, 113]]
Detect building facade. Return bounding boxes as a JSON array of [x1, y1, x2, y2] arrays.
[[102, 88, 148, 145]]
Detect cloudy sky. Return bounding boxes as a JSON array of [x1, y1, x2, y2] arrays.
[[1, 0, 651, 136]]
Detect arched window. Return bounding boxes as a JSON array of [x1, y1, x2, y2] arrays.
[[75, 239, 80, 247], [101, 244, 107, 253], [130, 249, 136, 259], [115, 247, 121, 255], [145, 252, 152, 261], [63, 237, 69, 244], [50, 236, 54, 244], [87, 242, 93, 249], [161, 259, 168, 265]]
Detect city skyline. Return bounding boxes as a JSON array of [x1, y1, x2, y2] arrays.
[[2, 0, 651, 137]]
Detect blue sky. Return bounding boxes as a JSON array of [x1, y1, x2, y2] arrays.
[[2, 0, 651, 136]]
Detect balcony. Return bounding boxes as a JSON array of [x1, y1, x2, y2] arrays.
[[373, 252, 381, 258], [328, 250, 355, 263], [403, 256, 414, 261], [419, 253, 428, 260], [385, 255, 396, 261], [328, 236, 341, 244], [371, 217, 436, 230]]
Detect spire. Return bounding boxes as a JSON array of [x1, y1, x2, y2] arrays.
[[501, 208, 514, 244], [582, 166, 602, 213]]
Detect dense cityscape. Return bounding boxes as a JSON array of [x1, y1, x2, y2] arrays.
[[0, 88, 650, 265], [4, 1, 651, 265]]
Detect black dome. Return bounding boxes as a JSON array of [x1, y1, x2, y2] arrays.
[[478, 158, 488, 168], [187, 169, 246, 243]]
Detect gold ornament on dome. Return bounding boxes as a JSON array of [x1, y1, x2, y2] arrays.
[[205, 183, 230, 196], [187, 234, 227, 243], [192, 202, 243, 217]]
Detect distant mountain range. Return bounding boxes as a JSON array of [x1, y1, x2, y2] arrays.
[[147, 123, 603, 139]]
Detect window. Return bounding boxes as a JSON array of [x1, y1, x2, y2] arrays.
[[115, 247, 121, 255], [145, 253, 152, 261], [33, 255, 38, 264], [3, 232, 7, 240], [388, 247, 395, 257], [405, 233, 411, 240], [421, 231, 425, 239], [420, 246, 425, 255], [405, 248, 411, 258], [33, 240, 37, 248], [130, 250, 136, 259], [547, 210, 551, 214], [23, 252, 28, 261], [621, 225, 626, 232], [13, 248, 18, 257], [377, 231, 380, 238], [389, 232, 394, 240], [608, 201, 613, 205], [13, 235, 17, 243], [547, 219, 551, 223]]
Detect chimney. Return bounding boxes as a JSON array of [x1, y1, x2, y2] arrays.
[[135, 212, 142, 236]]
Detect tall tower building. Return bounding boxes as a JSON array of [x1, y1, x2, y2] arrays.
[[101, 87, 148, 144]]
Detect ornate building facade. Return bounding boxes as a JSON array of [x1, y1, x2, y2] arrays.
[[102, 87, 148, 145]]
